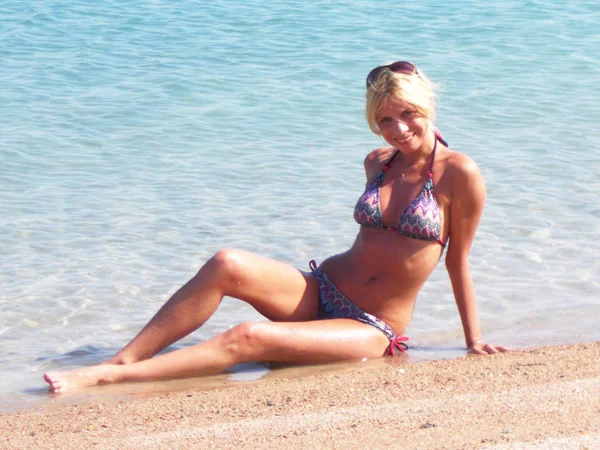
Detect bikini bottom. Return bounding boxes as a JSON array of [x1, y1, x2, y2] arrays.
[[309, 260, 408, 356]]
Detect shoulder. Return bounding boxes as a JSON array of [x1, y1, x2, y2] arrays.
[[444, 149, 481, 179], [364, 146, 395, 170], [442, 149, 485, 194], [364, 146, 396, 165], [440, 149, 486, 213]]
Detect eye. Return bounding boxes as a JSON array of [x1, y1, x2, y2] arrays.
[[377, 117, 391, 125], [401, 110, 416, 119]]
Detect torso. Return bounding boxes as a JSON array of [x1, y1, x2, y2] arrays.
[[320, 141, 454, 335]]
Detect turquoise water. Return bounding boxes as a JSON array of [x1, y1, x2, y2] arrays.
[[1, 0, 599, 410]]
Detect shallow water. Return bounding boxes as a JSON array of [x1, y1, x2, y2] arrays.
[[1, 0, 599, 411]]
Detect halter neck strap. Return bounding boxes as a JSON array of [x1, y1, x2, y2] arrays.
[[384, 134, 441, 176], [382, 150, 400, 172], [427, 137, 438, 177]]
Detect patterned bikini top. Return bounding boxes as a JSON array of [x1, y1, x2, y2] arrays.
[[353, 136, 446, 247]]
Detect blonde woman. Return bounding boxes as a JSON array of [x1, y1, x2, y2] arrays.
[[45, 61, 506, 393]]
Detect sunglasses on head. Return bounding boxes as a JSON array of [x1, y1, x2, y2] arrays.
[[366, 61, 418, 88]]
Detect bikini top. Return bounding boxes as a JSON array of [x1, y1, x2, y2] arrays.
[[353, 136, 446, 247]]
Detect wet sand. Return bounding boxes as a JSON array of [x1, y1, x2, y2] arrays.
[[2, 342, 599, 449]]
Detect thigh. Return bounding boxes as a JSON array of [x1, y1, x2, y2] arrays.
[[216, 249, 319, 322], [240, 318, 391, 364]]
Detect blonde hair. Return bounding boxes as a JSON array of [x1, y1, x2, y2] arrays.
[[365, 67, 437, 135]]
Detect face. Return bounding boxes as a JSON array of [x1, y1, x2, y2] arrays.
[[375, 96, 430, 153]]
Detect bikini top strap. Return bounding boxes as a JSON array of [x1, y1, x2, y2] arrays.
[[427, 137, 438, 178], [433, 128, 448, 147], [383, 150, 400, 173]]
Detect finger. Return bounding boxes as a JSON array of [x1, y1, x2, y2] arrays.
[[483, 344, 499, 354], [494, 345, 511, 353]]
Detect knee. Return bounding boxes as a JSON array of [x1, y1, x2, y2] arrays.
[[221, 322, 268, 362], [205, 249, 248, 287]]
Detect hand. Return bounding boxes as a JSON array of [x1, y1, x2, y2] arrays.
[[467, 343, 510, 355]]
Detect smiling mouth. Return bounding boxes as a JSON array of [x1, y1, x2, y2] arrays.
[[396, 134, 414, 145]]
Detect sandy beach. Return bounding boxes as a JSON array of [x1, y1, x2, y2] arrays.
[[2, 342, 599, 449]]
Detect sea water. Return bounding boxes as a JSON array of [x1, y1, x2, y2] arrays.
[[1, 0, 599, 411]]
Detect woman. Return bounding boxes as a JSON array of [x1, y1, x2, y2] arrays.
[[44, 61, 506, 393]]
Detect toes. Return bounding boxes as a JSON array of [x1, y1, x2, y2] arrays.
[[44, 372, 65, 393]]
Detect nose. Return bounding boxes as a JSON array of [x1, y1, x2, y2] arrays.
[[393, 120, 409, 134]]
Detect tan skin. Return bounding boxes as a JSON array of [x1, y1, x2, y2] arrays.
[[322, 96, 498, 351], [44, 94, 506, 393]]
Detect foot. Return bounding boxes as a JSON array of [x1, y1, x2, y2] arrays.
[[44, 364, 122, 393]]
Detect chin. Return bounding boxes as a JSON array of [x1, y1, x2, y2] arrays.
[[401, 140, 423, 152]]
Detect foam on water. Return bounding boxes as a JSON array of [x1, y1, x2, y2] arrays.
[[1, 0, 599, 410]]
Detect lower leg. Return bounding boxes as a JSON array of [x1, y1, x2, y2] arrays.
[[44, 320, 390, 393], [109, 250, 317, 365], [46, 333, 236, 393], [109, 256, 227, 364]]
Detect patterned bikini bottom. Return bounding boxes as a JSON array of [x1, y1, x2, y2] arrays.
[[309, 260, 408, 356]]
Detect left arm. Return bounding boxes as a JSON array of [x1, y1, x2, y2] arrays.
[[444, 155, 507, 354]]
